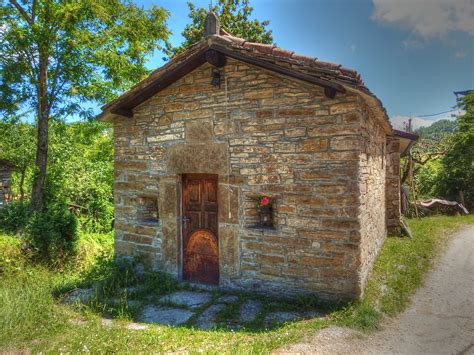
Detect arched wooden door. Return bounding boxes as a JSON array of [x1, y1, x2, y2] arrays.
[[182, 174, 219, 285]]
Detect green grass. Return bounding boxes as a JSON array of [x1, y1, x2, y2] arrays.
[[364, 215, 474, 316], [1, 215, 473, 353]]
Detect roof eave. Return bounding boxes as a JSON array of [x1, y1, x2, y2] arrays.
[[394, 129, 419, 141], [394, 129, 419, 156], [96, 36, 390, 132], [97, 44, 350, 121]]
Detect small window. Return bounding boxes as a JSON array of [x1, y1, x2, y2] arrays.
[[138, 196, 159, 224], [247, 195, 276, 230]]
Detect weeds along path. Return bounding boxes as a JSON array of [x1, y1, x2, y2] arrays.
[[278, 224, 474, 355]]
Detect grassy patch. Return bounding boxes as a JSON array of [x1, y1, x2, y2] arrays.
[[0, 215, 473, 352], [364, 215, 474, 316], [334, 214, 474, 331]]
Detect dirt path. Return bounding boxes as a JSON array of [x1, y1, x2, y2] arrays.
[[279, 225, 474, 354]]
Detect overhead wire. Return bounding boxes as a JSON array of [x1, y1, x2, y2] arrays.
[[416, 108, 459, 118]]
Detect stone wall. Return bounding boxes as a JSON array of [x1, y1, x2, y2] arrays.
[[357, 104, 388, 294], [0, 168, 12, 207], [386, 137, 401, 235], [112, 58, 389, 302]]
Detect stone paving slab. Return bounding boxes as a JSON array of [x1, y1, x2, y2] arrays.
[[101, 318, 113, 327], [125, 322, 149, 330], [159, 291, 213, 309], [196, 304, 226, 330], [216, 295, 239, 304], [239, 299, 262, 323], [62, 286, 328, 331], [139, 305, 194, 326], [62, 288, 96, 304]]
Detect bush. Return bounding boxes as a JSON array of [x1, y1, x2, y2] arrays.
[[27, 203, 79, 264], [0, 200, 31, 233]]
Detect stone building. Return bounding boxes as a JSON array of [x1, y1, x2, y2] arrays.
[[99, 14, 404, 302], [0, 159, 14, 208]]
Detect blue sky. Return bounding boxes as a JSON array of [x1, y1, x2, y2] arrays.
[[135, 0, 474, 128]]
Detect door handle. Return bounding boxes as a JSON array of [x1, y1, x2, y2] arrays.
[[182, 216, 190, 225]]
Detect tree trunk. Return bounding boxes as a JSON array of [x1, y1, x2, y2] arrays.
[[30, 53, 49, 211], [19, 166, 26, 200]]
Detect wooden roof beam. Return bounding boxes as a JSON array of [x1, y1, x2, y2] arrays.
[[209, 44, 345, 97], [106, 46, 346, 116]]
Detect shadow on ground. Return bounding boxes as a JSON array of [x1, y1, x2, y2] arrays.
[[55, 257, 330, 332]]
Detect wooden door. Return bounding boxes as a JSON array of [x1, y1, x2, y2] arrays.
[[182, 174, 219, 285]]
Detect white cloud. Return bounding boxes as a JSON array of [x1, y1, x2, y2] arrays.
[[390, 110, 461, 130], [372, 0, 474, 38], [455, 50, 467, 58], [401, 38, 425, 49], [390, 115, 435, 130], [350, 44, 357, 52]]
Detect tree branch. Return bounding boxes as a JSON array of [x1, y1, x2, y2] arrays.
[[32, 0, 37, 23], [9, 0, 33, 26]]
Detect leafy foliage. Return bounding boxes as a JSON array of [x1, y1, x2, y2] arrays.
[[0, 0, 170, 117], [170, 0, 273, 57], [0, 122, 36, 199], [405, 122, 454, 197], [416, 119, 457, 140], [411, 94, 473, 209], [27, 202, 78, 263], [0, 121, 114, 234], [405, 99, 472, 211], [46, 121, 115, 233], [0, 200, 31, 233], [434, 93, 474, 209], [0, 0, 170, 210]]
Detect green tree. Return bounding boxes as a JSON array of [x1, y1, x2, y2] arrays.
[[46, 121, 114, 232], [435, 93, 474, 208], [170, 0, 273, 57], [416, 119, 457, 140], [0, 0, 170, 210], [412, 119, 457, 199], [0, 122, 36, 199]]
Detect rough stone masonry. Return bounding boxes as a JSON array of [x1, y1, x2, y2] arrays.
[[99, 22, 400, 303], [0, 160, 14, 208]]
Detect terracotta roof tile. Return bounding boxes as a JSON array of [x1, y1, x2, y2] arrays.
[[290, 52, 315, 65], [218, 34, 246, 46], [340, 67, 358, 78], [243, 42, 275, 55], [272, 47, 294, 58], [100, 30, 391, 131], [220, 33, 364, 88]]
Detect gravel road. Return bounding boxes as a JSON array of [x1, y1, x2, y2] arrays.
[[278, 225, 474, 355]]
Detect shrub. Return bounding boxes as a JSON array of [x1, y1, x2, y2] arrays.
[[0, 200, 31, 233], [27, 203, 79, 264]]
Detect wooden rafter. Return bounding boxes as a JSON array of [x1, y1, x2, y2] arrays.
[[108, 46, 345, 118]]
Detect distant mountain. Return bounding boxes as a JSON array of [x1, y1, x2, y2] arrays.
[[415, 119, 457, 139]]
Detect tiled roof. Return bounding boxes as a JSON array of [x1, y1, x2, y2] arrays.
[[100, 28, 392, 132], [214, 28, 365, 89]]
